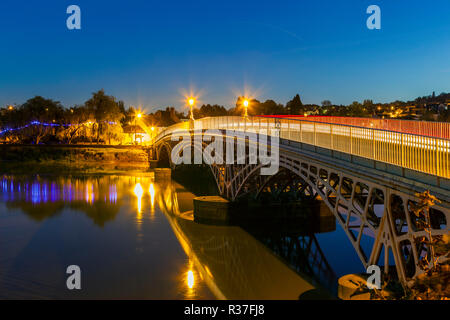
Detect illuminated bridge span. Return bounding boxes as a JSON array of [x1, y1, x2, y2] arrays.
[[151, 116, 450, 285]]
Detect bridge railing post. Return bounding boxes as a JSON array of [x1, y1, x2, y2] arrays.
[[288, 119, 291, 140], [313, 122, 317, 146], [300, 120, 303, 143], [350, 126, 353, 157], [401, 133, 404, 169], [372, 129, 375, 162], [435, 138, 439, 176]]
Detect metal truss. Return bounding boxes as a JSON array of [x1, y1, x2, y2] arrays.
[[153, 133, 450, 286]]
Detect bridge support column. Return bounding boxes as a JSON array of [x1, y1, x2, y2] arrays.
[[193, 196, 230, 224], [154, 168, 171, 180]]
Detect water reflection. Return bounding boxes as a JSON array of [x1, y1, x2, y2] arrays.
[[187, 269, 195, 289], [0, 175, 159, 228], [149, 183, 155, 211], [155, 182, 337, 299], [0, 174, 215, 299], [0, 173, 339, 299]]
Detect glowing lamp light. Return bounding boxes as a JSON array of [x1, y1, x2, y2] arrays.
[[187, 270, 195, 289], [188, 98, 195, 120], [242, 99, 249, 118], [137, 113, 142, 118], [151, 127, 155, 131]]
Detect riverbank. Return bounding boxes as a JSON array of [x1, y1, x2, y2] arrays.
[[0, 145, 150, 174]]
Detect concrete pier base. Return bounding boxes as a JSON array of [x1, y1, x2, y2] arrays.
[[338, 274, 371, 300], [193, 196, 230, 224], [338, 273, 393, 300], [154, 168, 171, 180], [311, 202, 336, 233], [149, 160, 158, 169]]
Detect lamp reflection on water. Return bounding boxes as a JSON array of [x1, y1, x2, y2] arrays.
[[0, 176, 122, 206], [149, 183, 156, 220], [187, 270, 195, 289], [134, 183, 144, 227], [134, 183, 144, 212], [149, 183, 155, 210], [85, 183, 94, 204], [184, 260, 196, 299]]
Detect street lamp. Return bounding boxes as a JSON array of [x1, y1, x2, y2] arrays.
[[135, 112, 142, 145], [188, 98, 195, 120], [243, 99, 249, 118]]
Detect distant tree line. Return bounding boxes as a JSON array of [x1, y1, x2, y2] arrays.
[[192, 92, 449, 121], [1, 90, 449, 144], [0, 90, 125, 144]]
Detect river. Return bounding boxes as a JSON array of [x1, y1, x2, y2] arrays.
[[0, 173, 366, 299]]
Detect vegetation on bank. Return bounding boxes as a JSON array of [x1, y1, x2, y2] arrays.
[[350, 191, 449, 300], [0, 145, 150, 176], [1, 90, 449, 145]]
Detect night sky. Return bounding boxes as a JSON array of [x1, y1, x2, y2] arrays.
[[1, 0, 449, 113]]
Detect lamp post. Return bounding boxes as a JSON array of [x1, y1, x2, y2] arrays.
[[135, 112, 142, 145], [149, 126, 155, 143], [243, 99, 249, 119], [188, 98, 195, 120]]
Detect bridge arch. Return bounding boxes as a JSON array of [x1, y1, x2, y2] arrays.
[[207, 157, 446, 285], [151, 123, 449, 286], [155, 141, 173, 168]]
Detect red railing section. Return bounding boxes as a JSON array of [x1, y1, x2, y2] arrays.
[[257, 115, 450, 140]]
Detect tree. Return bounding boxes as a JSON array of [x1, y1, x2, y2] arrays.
[[321, 100, 332, 107], [286, 94, 304, 115], [84, 90, 124, 143], [58, 105, 94, 143], [19, 96, 64, 144], [198, 104, 228, 117], [347, 101, 370, 117]]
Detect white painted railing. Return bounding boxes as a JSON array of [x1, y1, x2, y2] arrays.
[[154, 116, 450, 179]]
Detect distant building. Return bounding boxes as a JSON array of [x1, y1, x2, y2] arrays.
[[122, 125, 151, 145]]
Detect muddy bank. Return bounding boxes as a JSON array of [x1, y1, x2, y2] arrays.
[[0, 145, 150, 174]]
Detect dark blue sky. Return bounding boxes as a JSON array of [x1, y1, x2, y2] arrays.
[[1, 0, 449, 113]]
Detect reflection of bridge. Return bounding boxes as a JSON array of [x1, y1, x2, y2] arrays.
[[156, 182, 337, 299], [151, 116, 450, 285]]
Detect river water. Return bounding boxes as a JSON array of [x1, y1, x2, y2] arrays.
[[0, 173, 365, 299]]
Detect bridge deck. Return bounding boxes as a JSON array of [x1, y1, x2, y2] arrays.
[[155, 116, 449, 179]]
